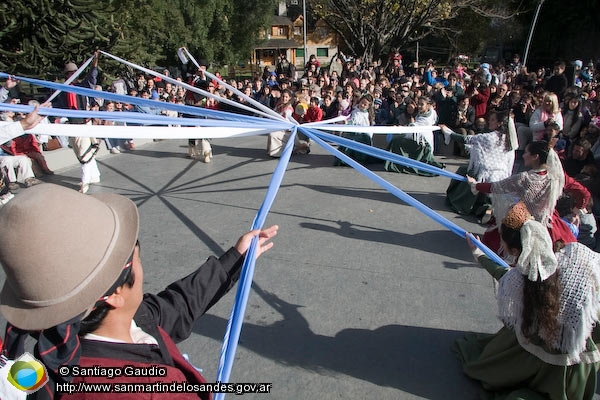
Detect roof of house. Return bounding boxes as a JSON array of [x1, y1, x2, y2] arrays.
[[255, 38, 298, 50], [272, 15, 293, 25]]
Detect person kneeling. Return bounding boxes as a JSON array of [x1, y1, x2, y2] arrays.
[[0, 184, 278, 399]]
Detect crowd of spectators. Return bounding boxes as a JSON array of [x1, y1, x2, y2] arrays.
[[2, 50, 600, 399], [1, 52, 599, 207]]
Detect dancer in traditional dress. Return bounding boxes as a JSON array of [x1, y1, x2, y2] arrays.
[[384, 95, 445, 175], [443, 109, 516, 220], [334, 94, 374, 165], [456, 201, 600, 399], [468, 140, 585, 253]]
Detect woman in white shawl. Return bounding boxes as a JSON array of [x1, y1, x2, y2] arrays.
[[443, 109, 517, 220]]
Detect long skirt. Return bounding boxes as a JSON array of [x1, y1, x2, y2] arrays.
[[454, 326, 599, 399], [267, 131, 309, 158], [334, 132, 375, 166], [446, 165, 492, 217], [384, 135, 444, 176]]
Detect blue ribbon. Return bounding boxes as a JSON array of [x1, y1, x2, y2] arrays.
[[299, 127, 509, 268], [307, 128, 465, 181], [0, 103, 287, 130], [214, 129, 298, 400], [0, 72, 287, 125]]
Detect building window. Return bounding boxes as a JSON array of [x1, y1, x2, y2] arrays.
[[293, 26, 302, 35], [278, 27, 285, 36], [296, 48, 304, 58], [316, 48, 329, 57]]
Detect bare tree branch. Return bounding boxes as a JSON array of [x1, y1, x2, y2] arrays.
[[310, 0, 529, 62]]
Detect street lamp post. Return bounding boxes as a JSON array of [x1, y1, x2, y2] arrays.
[[303, 0, 307, 70], [523, 0, 545, 67]]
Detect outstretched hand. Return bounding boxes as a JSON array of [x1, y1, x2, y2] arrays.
[[5, 76, 18, 90], [20, 103, 49, 131], [466, 233, 480, 251], [234, 225, 279, 259], [467, 175, 479, 195]]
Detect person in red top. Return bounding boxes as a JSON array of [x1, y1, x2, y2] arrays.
[[303, 97, 323, 123], [386, 48, 402, 73], [0, 123, 53, 175], [467, 74, 491, 119], [305, 54, 321, 73]]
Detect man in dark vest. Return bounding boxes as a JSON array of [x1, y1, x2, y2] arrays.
[[54, 51, 100, 124]]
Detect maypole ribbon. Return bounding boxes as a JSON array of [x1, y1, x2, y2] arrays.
[[0, 103, 284, 128], [214, 127, 299, 400], [176, 47, 284, 123], [0, 72, 283, 125], [299, 126, 510, 269], [45, 54, 95, 103], [100, 51, 282, 122], [0, 121, 275, 140], [309, 129, 465, 180]]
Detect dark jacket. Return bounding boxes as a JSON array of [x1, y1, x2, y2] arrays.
[[54, 67, 98, 124], [41, 247, 243, 400], [545, 73, 568, 101]]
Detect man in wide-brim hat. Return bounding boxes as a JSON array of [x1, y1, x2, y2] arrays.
[[0, 183, 278, 399]]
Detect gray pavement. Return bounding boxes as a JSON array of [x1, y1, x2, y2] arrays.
[[2, 136, 598, 399]]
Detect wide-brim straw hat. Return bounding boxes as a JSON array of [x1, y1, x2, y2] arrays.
[[0, 184, 139, 330]]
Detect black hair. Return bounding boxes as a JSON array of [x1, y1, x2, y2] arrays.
[[417, 95, 433, 105], [500, 223, 522, 253], [573, 137, 592, 151], [527, 141, 550, 164], [555, 194, 574, 218], [545, 121, 560, 132], [486, 108, 508, 124], [78, 241, 138, 337]]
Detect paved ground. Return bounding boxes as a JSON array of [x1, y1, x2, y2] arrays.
[[2, 136, 599, 399]]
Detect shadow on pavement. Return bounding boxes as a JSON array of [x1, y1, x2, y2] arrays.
[[299, 221, 476, 264], [193, 284, 482, 399]]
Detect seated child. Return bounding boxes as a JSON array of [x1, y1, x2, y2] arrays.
[[555, 194, 580, 238]]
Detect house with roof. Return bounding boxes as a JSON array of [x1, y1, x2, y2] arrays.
[[251, 1, 338, 71]]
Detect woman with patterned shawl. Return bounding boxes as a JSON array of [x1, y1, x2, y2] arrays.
[[468, 140, 584, 254], [456, 201, 600, 399], [443, 109, 516, 220]]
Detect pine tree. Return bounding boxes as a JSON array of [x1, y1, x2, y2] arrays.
[[0, 0, 122, 76]]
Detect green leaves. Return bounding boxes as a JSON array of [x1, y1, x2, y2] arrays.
[[2, 0, 276, 77], [1, 0, 121, 75]]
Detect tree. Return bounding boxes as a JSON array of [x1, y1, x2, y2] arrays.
[[1, 0, 276, 78], [309, 0, 529, 65], [0, 0, 122, 76]]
